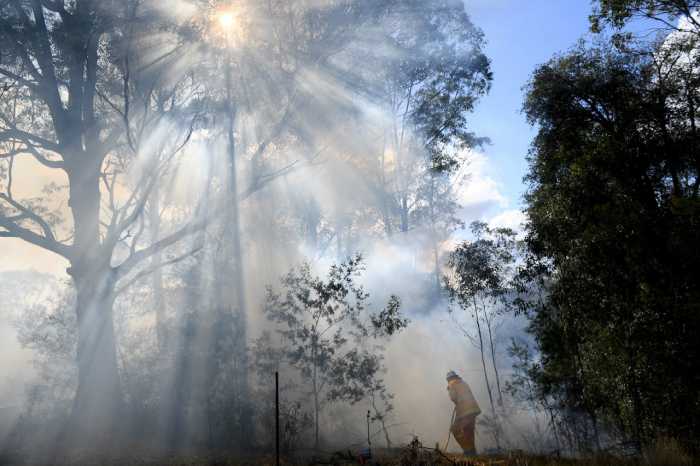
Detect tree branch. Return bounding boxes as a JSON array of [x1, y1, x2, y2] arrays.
[[114, 215, 210, 280], [0, 127, 63, 154], [0, 192, 58, 239], [10, 0, 66, 131], [106, 112, 198, 247], [0, 66, 40, 92], [115, 245, 203, 295], [0, 211, 72, 259], [240, 143, 328, 201], [0, 141, 64, 169]]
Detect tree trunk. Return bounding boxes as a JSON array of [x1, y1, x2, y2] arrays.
[[473, 300, 495, 415], [149, 183, 167, 352], [473, 297, 500, 449], [399, 196, 409, 233], [429, 173, 441, 292], [432, 242, 441, 290], [545, 404, 562, 455], [304, 199, 320, 250], [314, 390, 320, 450], [70, 271, 123, 443], [336, 216, 344, 260], [216, 58, 252, 448], [484, 306, 504, 406], [66, 163, 124, 447], [380, 131, 393, 237], [312, 341, 320, 450], [371, 396, 392, 448], [225, 58, 246, 332]]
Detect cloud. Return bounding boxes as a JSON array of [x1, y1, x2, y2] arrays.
[[453, 150, 526, 236], [489, 209, 527, 231], [456, 151, 508, 214]]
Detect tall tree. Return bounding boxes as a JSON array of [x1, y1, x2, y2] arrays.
[[522, 36, 700, 451], [0, 1, 207, 444], [378, 0, 491, 235]]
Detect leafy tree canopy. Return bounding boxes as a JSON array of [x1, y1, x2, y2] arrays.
[[521, 38, 700, 451]]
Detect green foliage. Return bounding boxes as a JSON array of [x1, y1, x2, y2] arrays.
[[261, 254, 407, 447], [521, 33, 700, 452], [504, 339, 540, 408], [371, 295, 407, 337], [444, 221, 517, 306], [385, 0, 492, 169], [590, 0, 700, 32]]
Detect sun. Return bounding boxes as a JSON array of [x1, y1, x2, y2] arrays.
[[218, 11, 235, 29], [210, 7, 245, 47]]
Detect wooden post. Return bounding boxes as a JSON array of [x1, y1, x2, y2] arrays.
[[276, 371, 280, 466]]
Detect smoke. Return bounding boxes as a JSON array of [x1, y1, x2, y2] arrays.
[[0, 148, 538, 457], [333, 237, 540, 454], [0, 157, 540, 456], [0, 0, 551, 461]]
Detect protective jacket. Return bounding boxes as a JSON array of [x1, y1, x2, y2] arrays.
[[448, 377, 481, 419]]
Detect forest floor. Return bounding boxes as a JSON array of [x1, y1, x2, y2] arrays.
[[113, 451, 696, 466], [3, 443, 697, 466], [20, 449, 695, 466], [2, 454, 697, 466]]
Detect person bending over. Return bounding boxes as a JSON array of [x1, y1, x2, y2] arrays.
[[446, 370, 481, 456]]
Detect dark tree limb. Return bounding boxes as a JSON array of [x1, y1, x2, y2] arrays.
[[0, 212, 72, 259]]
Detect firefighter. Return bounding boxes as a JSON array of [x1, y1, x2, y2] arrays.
[[446, 370, 481, 456]]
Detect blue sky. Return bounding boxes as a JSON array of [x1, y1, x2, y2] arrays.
[[464, 0, 594, 214]]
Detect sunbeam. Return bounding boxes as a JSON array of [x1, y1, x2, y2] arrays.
[[3, 1, 698, 465]]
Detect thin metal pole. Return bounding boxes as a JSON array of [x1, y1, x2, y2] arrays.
[[276, 371, 280, 466], [367, 410, 372, 456]]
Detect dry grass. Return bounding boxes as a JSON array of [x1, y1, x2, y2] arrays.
[[642, 437, 694, 466], [2, 440, 696, 466], [4, 453, 697, 466]]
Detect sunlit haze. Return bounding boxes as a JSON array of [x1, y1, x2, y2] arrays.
[[1, 1, 698, 464]]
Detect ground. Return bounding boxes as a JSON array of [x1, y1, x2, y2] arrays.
[[7, 448, 694, 466], [2, 440, 696, 466]]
